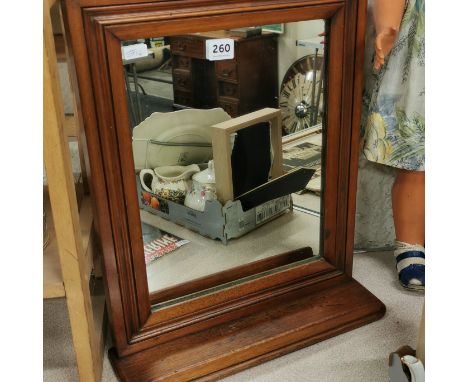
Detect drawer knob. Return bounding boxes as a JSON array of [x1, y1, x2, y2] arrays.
[[221, 69, 232, 77]]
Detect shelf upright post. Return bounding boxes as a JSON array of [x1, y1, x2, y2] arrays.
[[43, 1, 104, 380]]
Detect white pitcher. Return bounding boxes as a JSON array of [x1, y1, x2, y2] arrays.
[[389, 353, 425, 382], [140, 164, 200, 204]]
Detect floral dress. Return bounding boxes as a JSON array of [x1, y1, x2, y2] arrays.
[[361, 0, 425, 171]]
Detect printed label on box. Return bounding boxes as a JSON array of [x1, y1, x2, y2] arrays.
[[255, 196, 290, 225]]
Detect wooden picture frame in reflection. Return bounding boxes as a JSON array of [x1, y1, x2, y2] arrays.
[[212, 108, 283, 203]]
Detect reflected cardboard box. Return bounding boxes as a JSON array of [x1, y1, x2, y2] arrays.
[[134, 108, 314, 244], [136, 174, 292, 244]]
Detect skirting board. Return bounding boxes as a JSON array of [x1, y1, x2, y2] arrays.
[[109, 276, 385, 381]]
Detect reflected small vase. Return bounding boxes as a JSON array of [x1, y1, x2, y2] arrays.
[[185, 160, 217, 211]]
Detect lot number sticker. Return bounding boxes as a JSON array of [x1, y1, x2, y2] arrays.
[[121, 43, 148, 61], [206, 39, 234, 61]]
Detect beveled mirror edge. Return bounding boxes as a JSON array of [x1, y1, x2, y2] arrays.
[[149, 247, 316, 306]]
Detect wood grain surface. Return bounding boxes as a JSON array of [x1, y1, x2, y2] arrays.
[[63, 0, 379, 379]]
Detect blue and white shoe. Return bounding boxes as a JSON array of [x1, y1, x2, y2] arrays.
[[394, 242, 425, 292]]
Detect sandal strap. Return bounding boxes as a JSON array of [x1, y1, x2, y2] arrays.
[[395, 250, 425, 262], [396, 251, 425, 274], [398, 264, 425, 287], [395, 250, 425, 288]]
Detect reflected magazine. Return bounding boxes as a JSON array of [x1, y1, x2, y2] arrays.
[[141, 222, 189, 265], [282, 141, 322, 192]]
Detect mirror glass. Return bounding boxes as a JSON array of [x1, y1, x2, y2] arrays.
[[120, 19, 328, 309]]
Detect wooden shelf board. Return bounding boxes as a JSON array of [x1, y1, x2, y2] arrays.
[[109, 277, 385, 381], [43, 191, 95, 299]]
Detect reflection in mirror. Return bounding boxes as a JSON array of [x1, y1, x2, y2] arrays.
[[121, 20, 328, 308]]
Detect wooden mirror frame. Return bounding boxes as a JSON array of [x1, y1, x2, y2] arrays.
[[63, 0, 385, 379]]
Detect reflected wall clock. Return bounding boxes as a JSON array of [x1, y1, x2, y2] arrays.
[[280, 54, 324, 134]]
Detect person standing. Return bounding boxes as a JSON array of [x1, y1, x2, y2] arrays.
[[361, 0, 425, 291]]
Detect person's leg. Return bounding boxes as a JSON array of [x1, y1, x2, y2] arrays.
[[392, 169, 425, 290], [392, 169, 425, 245]]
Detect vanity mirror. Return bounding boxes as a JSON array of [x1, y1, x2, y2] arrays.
[[63, 0, 385, 380]]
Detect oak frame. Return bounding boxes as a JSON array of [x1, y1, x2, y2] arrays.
[[63, 0, 384, 379]]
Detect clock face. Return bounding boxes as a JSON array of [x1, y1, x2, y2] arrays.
[[280, 55, 323, 134]]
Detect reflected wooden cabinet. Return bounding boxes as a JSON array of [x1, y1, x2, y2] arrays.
[[171, 32, 278, 116], [63, 0, 385, 380]]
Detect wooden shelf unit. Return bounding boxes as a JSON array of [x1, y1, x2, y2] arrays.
[[43, 190, 94, 299], [43, 1, 105, 381]]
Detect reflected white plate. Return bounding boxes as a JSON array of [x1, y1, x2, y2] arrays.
[[132, 108, 231, 170]]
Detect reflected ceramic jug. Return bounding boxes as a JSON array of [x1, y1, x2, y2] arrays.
[[140, 164, 200, 203], [184, 160, 217, 211]]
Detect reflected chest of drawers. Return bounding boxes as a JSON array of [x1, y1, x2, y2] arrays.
[[170, 31, 278, 117]]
